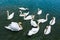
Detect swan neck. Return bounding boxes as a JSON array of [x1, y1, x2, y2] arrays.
[[46, 14, 48, 20], [7, 11, 9, 16]]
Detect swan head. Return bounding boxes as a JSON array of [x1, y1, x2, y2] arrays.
[[18, 22, 22, 25], [46, 13, 49, 16]]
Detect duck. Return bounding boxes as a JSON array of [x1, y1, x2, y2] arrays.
[[7, 10, 14, 20], [37, 13, 49, 24], [49, 17, 56, 25], [4, 22, 23, 31], [28, 24, 39, 36], [19, 7, 29, 10], [44, 25, 51, 35], [19, 10, 29, 17], [37, 8, 42, 15]]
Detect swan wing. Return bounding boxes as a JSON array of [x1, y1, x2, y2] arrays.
[[19, 7, 28, 10], [24, 15, 32, 20], [19, 14, 25, 17], [24, 12, 29, 16], [44, 26, 51, 35], [31, 20, 38, 27], [4, 26, 12, 30], [28, 30, 33, 36], [8, 12, 14, 20], [31, 27, 39, 34], [37, 9, 42, 15], [50, 17, 56, 25], [9, 22, 20, 31], [37, 19, 46, 23], [28, 27, 39, 36], [19, 12, 29, 17]]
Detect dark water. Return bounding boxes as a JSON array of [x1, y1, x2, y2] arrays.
[[0, 0, 60, 40]]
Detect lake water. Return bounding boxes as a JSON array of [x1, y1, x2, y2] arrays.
[[0, 0, 60, 40]]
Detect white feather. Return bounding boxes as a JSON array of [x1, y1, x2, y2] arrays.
[[30, 20, 38, 27], [19, 7, 28, 10], [4, 22, 23, 31], [49, 17, 56, 25], [7, 11, 14, 20], [37, 8, 42, 15], [28, 25, 39, 36], [44, 25, 51, 35]]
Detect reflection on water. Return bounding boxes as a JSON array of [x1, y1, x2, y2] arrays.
[[0, 0, 60, 40]]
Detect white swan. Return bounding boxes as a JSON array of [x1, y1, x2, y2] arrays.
[[24, 15, 35, 20], [30, 20, 38, 27], [37, 13, 49, 24], [37, 8, 42, 15], [44, 25, 51, 35], [19, 7, 29, 10], [30, 17, 38, 27], [49, 17, 56, 25], [28, 25, 39, 36], [4, 22, 23, 31], [19, 10, 29, 17], [7, 10, 14, 20]]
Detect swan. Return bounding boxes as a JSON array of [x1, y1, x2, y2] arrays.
[[44, 25, 51, 35], [7, 10, 14, 20], [4, 22, 23, 31], [49, 17, 56, 25], [37, 8, 42, 15], [19, 7, 29, 10], [24, 15, 35, 20], [30, 17, 38, 27], [37, 13, 49, 24], [19, 10, 29, 17], [30, 20, 38, 27], [28, 24, 39, 36]]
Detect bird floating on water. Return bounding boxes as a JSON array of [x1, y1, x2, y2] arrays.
[[28, 24, 39, 36], [30, 20, 38, 27], [24, 15, 35, 20], [49, 17, 56, 25], [7, 10, 14, 20], [4, 22, 23, 31], [19, 7, 29, 10], [30, 16, 38, 27], [44, 25, 51, 35], [37, 13, 49, 24], [19, 10, 29, 17], [37, 8, 42, 15]]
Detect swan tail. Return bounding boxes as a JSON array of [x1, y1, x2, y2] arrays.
[[4, 26, 11, 30]]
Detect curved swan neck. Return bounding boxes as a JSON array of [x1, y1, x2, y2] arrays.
[[46, 14, 49, 20]]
